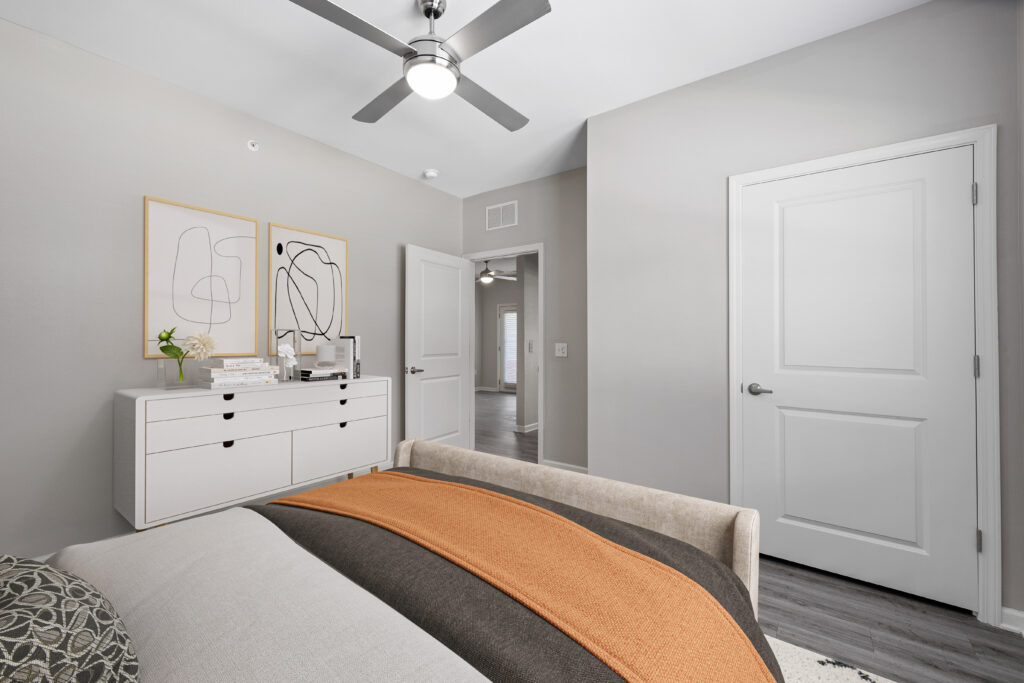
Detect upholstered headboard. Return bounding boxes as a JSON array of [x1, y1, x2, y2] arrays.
[[394, 439, 761, 615]]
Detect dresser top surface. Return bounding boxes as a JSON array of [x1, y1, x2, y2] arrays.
[[118, 375, 390, 401]]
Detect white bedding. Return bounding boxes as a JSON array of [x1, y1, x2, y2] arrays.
[[50, 508, 486, 683]]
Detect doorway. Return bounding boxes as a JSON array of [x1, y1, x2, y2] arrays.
[[469, 250, 541, 463]]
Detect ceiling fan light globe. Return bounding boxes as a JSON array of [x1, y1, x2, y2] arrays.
[[405, 61, 459, 100], [479, 273, 494, 284]]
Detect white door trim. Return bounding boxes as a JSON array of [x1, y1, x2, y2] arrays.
[[497, 303, 518, 392], [464, 243, 546, 466], [727, 125, 1001, 626]]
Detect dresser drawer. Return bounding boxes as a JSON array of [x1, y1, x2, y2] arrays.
[[146, 380, 389, 422], [293, 416, 387, 484], [146, 395, 388, 453], [145, 432, 291, 523]]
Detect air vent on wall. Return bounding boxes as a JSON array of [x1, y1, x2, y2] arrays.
[[486, 200, 518, 230]]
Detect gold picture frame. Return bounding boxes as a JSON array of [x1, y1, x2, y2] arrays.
[[144, 196, 259, 358]]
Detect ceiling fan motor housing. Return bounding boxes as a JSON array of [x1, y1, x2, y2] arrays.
[[404, 35, 461, 82]]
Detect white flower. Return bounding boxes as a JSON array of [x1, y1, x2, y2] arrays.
[[184, 332, 216, 361], [278, 343, 299, 368]]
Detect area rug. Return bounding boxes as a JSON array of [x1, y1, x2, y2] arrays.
[[768, 636, 895, 682]]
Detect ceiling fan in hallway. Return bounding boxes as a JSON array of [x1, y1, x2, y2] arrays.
[[476, 261, 517, 284], [288, 0, 551, 131]]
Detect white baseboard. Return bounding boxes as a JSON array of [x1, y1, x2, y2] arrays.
[[475, 386, 499, 392], [514, 422, 538, 434], [1002, 606, 1024, 635], [32, 553, 54, 563], [540, 459, 588, 475]]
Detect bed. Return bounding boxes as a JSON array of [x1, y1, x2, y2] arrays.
[[38, 439, 778, 682]]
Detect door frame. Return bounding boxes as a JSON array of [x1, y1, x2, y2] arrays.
[[464, 243, 545, 465], [727, 125, 1001, 626], [497, 303, 518, 392]]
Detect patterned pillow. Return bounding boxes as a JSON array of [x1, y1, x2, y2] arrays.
[[0, 555, 139, 682]]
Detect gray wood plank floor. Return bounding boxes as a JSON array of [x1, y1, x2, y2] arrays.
[[760, 556, 1024, 682], [474, 391, 537, 463]]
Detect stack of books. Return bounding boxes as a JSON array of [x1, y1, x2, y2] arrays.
[[300, 366, 348, 382], [199, 358, 279, 389]]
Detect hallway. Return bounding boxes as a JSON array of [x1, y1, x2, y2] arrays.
[[474, 391, 538, 463]]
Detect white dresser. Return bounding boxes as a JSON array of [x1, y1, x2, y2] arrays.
[[114, 376, 392, 529]]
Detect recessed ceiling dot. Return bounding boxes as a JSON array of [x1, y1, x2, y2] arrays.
[[247, 140, 260, 152]]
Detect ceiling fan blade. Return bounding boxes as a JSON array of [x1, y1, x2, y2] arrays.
[[441, 0, 551, 62], [288, 0, 415, 58], [353, 78, 413, 122], [494, 275, 517, 281], [455, 76, 528, 131]]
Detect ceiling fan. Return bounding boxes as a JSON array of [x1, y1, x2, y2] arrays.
[[476, 261, 517, 284], [288, 0, 551, 131]]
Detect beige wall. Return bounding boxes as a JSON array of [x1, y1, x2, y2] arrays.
[[587, 0, 1024, 609], [463, 169, 587, 469], [0, 19, 461, 559]]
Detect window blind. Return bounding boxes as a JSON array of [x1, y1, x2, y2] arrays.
[[503, 311, 518, 385]]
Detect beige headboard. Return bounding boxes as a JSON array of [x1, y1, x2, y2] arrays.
[[394, 439, 760, 615]]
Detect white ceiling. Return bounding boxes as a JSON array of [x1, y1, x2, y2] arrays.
[[0, 0, 929, 197]]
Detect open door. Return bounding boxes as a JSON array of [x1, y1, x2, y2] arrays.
[[405, 245, 474, 447]]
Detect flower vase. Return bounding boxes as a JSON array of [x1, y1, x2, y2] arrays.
[[274, 328, 300, 382]]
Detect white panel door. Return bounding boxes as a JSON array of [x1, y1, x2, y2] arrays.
[[737, 146, 978, 609], [405, 245, 474, 447]]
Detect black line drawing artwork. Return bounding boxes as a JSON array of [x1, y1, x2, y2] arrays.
[[273, 239, 345, 348], [171, 226, 255, 332]]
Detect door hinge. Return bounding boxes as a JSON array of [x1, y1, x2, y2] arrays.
[[977, 529, 983, 553], [974, 355, 981, 378], [972, 182, 979, 206]]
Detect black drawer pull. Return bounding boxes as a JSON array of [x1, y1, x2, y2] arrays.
[[223, 440, 234, 448], [223, 393, 235, 401], [339, 384, 348, 390], [339, 399, 348, 406], [339, 422, 348, 429], [223, 412, 235, 420]]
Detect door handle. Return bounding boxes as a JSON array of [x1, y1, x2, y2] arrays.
[[408, 367, 425, 374], [747, 383, 773, 396]]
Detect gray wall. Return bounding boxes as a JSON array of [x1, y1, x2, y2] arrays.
[[516, 254, 540, 428], [475, 278, 518, 390], [463, 168, 588, 469], [0, 20, 461, 559], [587, 0, 1024, 609]]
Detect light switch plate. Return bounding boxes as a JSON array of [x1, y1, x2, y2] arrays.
[[555, 343, 568, 357]]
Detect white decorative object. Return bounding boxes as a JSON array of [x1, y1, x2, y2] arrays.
[[145, 197, 258, 358], [277, 340, 298, 382], [277, 343, 298, 368], [113, 377, 393, 529], [269, 223, 348, 355]]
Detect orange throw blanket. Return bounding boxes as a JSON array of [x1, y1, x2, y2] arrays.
[[273, 471, 774, 683]]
